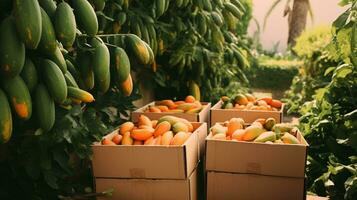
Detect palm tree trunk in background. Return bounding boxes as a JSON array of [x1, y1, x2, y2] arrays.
[[288, 0, 309, 46]]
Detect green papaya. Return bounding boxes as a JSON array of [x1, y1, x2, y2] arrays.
[[34, 84, 55, 132], [67, 86, 95, 103], [0, 89, 12, 144], [13, 0, 42, 49], [92, 0, 106, 11], [20, 58, 38, 92], [125, 34, 150, 64], [281, 133, 300, 144], [254, 131, 277, 143], [41, 59, 67, 103], [156, 0, 165, 17], [111, 47, 130, 84], [0, 17, 25, 77], [1, 76, 32, 120], [49, 47, 67, 73], [38, 0, 57, 18], [39, 8, 57, 53], [72, 0, 98, 36], [55, 2, 77, 48], [116, 12, 127, 26], [264, 118, 276, 131], [91, 38, 110, 93]]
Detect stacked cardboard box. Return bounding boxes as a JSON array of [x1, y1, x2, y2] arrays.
[[210, 100, 283, 125], [92, 122, 207, 200], [205, 130, 308, 200]]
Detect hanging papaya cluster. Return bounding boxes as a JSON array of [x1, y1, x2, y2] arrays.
[[0, 0, 153, 144], [96, 0, 251, 101]]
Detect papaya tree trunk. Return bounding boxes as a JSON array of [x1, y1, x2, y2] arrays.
[[288, 0, 309, 46]]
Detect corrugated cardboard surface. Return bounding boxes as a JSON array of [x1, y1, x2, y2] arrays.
[[92, 123, 207, 179], [205, 132, 308, 178], [96, 168, 198, 200], [210, 100, 283, 125], [131, 102, 211, 123], [207, 171, 305, 200]]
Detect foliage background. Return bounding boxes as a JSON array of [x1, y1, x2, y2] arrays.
[[285, 1, 357, 199]]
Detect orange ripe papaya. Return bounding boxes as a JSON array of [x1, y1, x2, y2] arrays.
[[242, 125, 265, 141], [156, 105, 169, 112], [177, 103, 197, 111], [102, 138, 116, 145], [153, 121, 171, 137], [270, 99, 282, 109], [119, 121, 135, 135], [186, 107, 202, 113], [138, 125, 154, 131], [131, 128, 153, 141], [227, 118, 244, 136], [157, 99, 176, 109], [245, 93, 256, 102], [185, 95, 195, 103], [121, 74, 133, 96], [170, 131, 190, 145], [138, 115, 152, 127], [258, 97, 272, 105], [112, 133, 123, 145], [231, 129, 245, 141], [149, 106, 161, 113], [234, 94, 248, 105], [121, 132, 134, 145]]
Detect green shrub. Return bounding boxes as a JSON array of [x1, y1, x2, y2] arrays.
[[247, 56, 301, 90], [284, 26, 338, 113], [295, 4, 357, 199]]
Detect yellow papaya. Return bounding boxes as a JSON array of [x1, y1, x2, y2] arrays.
[[242, 125, 265, 141]]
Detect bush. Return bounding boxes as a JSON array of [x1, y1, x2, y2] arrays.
[[293, 4, 357, 199], [284, 26, 338, 113], [247, 56, 301, 90]]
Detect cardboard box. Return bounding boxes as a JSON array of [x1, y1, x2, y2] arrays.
[[206, 171, 305, 200], [92, 123, 207, 179], [205, 131, 308, 178], [210, 100, 283, 125], [96, 168, 198, 200], [131, 102, 211, 123]]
